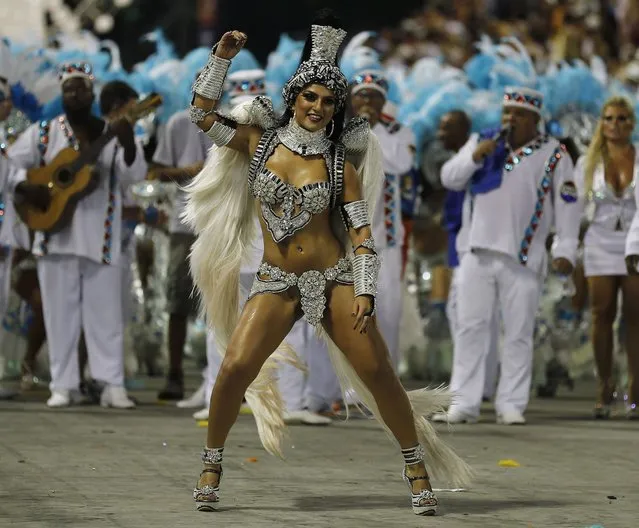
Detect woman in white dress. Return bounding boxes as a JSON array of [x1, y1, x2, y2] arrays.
[[576, 96, 639, 419]]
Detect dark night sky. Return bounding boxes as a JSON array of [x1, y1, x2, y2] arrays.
[[107, 0, 425, 68]]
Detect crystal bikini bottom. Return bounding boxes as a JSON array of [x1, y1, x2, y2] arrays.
[[247, 257, 353, 326]]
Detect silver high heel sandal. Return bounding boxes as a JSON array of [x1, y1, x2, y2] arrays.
[[401, 444, 438, 516], [193, 447, 224, 511]]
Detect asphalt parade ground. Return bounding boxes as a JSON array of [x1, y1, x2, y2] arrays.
[[1, 377, 637, 528]]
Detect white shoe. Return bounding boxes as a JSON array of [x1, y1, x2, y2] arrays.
[[283, 410, 331, 425], [193, 407, 209, 421], [432, 410, 478, 424], [47, 390, 71, 408], [496, 410, 526, 425], [100, 385, 136, 409], [177, 381, 207, 409]]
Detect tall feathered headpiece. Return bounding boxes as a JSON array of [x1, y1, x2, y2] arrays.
[[282, 15, 348, 110]]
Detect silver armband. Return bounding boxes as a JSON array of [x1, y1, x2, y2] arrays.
[[342, 200, 370, 229], [355, 236, 376, 253], [352, 253, 380, 299], [192, 50, 231, 101], [189, 105, 213, 125], [205, 120, 237, 147]]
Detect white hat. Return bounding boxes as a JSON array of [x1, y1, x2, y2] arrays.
[[226, 69, 266, 107], [350, 69, 389, 98], [58, 62, 94, 86], [503, 86, 543, 115]]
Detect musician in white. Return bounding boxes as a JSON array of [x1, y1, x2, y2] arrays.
[[436, 87, 581, 424], [349, 69, 414, 370], [8, 62, 147, 408]]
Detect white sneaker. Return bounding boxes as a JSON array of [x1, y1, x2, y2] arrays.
[[193, 407, 209, 421], [496, 410, 526, 425], [283, 410, 332, 425], [47, 390, 71, 408], [432, 410, 478, 424], [177, 381, 207, 409], [100, 385, 136, 409]]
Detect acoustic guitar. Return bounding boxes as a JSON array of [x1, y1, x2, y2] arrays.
[[16, 94, 162, 233]]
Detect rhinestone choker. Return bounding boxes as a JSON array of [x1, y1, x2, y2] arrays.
[[277, 118, 332, 156]]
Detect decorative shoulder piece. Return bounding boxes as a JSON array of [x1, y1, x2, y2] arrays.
[[247, 96, 278, 130], [341, 200, 370, 230], [192, 49, 231, 101], [352, 252, 380, 299], [340, 117, 369, 155], [202, 446, 224, 465]]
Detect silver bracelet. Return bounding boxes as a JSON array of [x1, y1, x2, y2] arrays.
[[192, 50, 231, 101], [205, 120, 237, 147], [355, 236, 376, 253], [352, 252, 380, 299], [342, 200, 370, 229], [189, 105, 214, 125]]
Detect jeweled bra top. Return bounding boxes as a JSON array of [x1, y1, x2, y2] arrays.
[[248, 119, 345, 243]]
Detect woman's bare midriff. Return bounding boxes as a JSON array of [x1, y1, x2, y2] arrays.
[[258, 206, 344, 275]]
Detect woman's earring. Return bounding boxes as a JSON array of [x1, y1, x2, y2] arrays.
[[327, 119, 335, 137]]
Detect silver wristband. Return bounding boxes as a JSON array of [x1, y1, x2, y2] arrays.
[[342, 200, 370, 230], [189, 105, 214, 125], [352, 252, 380, 299], [205, 120, 237, 147], [192, 50, 231, 101], [355, 236, 376, 253]]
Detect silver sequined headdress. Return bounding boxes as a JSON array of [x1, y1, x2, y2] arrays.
[[282, 25, 349, 110]]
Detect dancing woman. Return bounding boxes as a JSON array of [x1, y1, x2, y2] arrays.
[[185, 16, 471, 516], [577, 96, 639, 419]]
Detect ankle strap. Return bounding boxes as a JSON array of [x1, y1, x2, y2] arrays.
[[202, 446, 224, 465], [401, 444, 425, 466]]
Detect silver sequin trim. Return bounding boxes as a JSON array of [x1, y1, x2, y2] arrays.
[[192, 52, 231, 101], [206, 120, 236, 147], [342, 200, 370, 229], [352, 253, 380, 298], [248, 258, 353, 326]]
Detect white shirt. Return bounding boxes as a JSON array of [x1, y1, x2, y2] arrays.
[[8, 115, 147, 266], [442, 133, 581, 276], [371, 121, 414, 252], [152, 110, 212, 234], [574, 153, 638, 255]]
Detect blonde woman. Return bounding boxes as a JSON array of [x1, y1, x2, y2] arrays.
[[576, 96, 639, 419]]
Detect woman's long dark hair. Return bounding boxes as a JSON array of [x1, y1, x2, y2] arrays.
[[278, 9, 347, 141]]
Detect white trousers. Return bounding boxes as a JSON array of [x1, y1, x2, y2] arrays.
[[377, 246, 403, 370], [450, 250, 541, 417], [37, 255, 125, 390], [447, 266, 500, 399]]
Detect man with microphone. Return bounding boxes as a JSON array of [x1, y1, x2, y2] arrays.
[[435, 87, 582, 425]]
